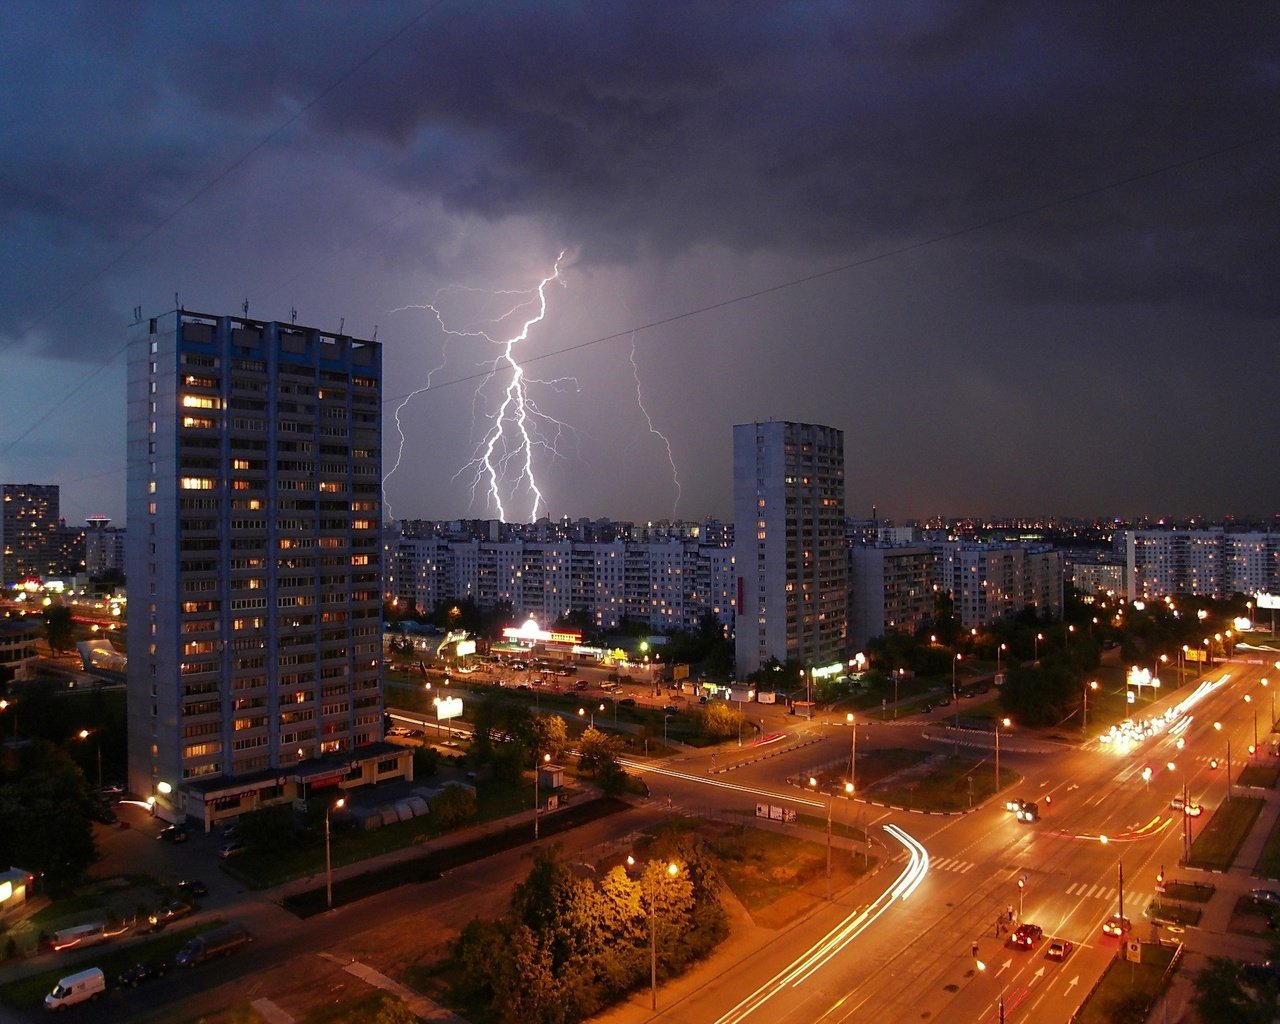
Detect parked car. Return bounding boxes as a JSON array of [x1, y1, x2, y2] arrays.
[[116, 960, 169, 987], [663, 705, 679, 714], [156, 824, 188, 843], [1010, 923, 1043, 949], [1045, 939, 1074, 961], [574, 680, 591, 691], [218, 840, 247, 860], [619, 698, 636, 707], [176, 879, 208, 900], [1251, 889, 1280, 907]]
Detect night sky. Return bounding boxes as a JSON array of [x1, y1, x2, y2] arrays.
[[2, 3, 1277, 528]]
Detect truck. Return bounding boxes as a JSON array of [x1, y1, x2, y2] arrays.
[[45, 967, 106, 1010], [175, 923, 251, 967]]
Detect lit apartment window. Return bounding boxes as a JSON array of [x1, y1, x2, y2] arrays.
[[181, 394, 221, 409], [181, 477, 217, 490]]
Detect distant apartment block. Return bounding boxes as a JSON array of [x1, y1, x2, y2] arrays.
[[1, 483, 61, 586], [0, 617, 40, 683], [383, 521, 735, 634], [127, 309, 409, 827], [733, 421, 846, 676], [85, 516, 127, 578], [930, 540, 1063, 629], [1123, 529, 1280, 601], [1069, 556, 1125, 598], [847, 541, 935, 648]]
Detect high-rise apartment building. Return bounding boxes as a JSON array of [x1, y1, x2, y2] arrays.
[[733, 421, 846, 677], [1122, 528, 1280, 600], [126, 310, 409, 827], [1, 483, 60, 587]]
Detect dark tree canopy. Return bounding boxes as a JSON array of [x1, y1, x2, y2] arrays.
[[0, 741, 98, 888]]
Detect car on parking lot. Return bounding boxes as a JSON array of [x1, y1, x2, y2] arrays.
[[1251, 889, 1280, 907], [176, 879, 208, 900], [574, 680, 591, 691], [1010, 923, 1043, 948], [619, 698, 636, 707], [116, 960, 169, 987], [387, 725, 412, 737], [156, 824, 187, 843], [1102, 915, 1132, 937], [1045, 939, 1074, 961], [218, 840, 248, 860], [663, 705, 679, 714], [148, 900, 193, 930]]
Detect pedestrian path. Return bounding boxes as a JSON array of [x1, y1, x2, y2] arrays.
[[1063, 879, 1154, 912]]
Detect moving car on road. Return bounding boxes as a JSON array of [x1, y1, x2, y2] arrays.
[[1102, 915, 1132, 937], [1045, 939, 1074, 961], [1010, 923, 1043, 948]]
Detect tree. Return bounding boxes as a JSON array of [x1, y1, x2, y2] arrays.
[[1191, 957, 1280, 1024], [430, 784, 476, 829], [532, 714, 568, 762], [697, 700, 743, 740], [576, 726, 618, 777], [238, 804, 297, 852], [43, 605, 75, 655], [0, 740, 98, 888]]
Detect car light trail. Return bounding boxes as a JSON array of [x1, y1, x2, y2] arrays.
[[617, 757, 825, 807], [711, 824, 929, 1024]]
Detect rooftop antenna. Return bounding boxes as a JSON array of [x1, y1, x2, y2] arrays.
[[242, 298, 249, 318], [174, 291, 180, 311], [133, 305, 142, 321], [338, 317, 345, 335], [372, 324, 378, 341], [290, 306, 297, 325]]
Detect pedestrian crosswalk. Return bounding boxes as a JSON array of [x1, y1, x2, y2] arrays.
[[930, 856, 976, 874], [1064, 880, 1153, 911]]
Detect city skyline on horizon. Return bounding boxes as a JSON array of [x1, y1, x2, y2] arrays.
[[2, 6, 1278, 528]]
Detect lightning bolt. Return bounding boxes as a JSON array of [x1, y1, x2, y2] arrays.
[[629, 332, 682, 517], [386, 253, 575, 523]]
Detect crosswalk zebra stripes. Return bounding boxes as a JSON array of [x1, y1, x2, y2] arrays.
[[930, 856, 976, 874], [1064, 881, 1152, 910]]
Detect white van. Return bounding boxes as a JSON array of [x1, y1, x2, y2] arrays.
[[50, 921, 126, 952], [45, 967, 105, 1009]]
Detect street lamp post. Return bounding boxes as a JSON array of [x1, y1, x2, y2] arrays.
[[1263, 678, 1275, 735], [663, 713, 673, 746], [893, 669, 900, 720], [629, 858, 681, 1012], [809, 777, 832, 901], [953, 654, 962, 728], [1082, 680, 1098, 735], [325, 796, 346, 910], [77, 728, 103, 793], [1168, 761, 1191, 862], [1034, 633, 1043, 664], [533, 752, 551, 839], [994, 717, 1010, 792], [1246, 694, 1258, 757], [846, 712, 857, 788]]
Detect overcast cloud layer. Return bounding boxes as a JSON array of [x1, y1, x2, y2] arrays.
[[1, 2, 1277, 527]]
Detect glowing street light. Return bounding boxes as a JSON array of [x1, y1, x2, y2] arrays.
[[1083, 680, 1098, 734], [325, 796, 346, 910], [810, 776, 833, 901]]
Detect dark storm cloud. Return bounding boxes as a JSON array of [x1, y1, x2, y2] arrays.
[[2, 2, 1278, 522]]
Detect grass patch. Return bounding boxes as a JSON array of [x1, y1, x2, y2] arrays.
[[1144, 901, 1202, 926], [280, 797, 629, 918], [0, 919, 225, 1010], [222, 779, 540, 890], [707, 825, 859, 915], [1237, 762, 1280, 789], [25, 893, 104, 926], [1161, 880, 1214, 903], [854, 749, 1021, 812], [303, 991, 414, 1024], [1188, 796, 1263, 871], [1076, 942, 1177, 1024]]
